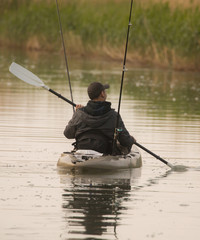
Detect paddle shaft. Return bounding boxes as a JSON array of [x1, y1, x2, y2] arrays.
[[135, 142, 173, 168], [48, 88, 76, 107], [9, 62, 173, 168]]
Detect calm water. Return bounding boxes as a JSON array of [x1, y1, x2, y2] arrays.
[[0, 49, 200, 240]]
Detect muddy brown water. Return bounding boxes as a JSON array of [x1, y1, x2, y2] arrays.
[[1, 50, 200, 239]]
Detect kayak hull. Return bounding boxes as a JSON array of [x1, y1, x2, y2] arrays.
[[57, 145, 142, 170]]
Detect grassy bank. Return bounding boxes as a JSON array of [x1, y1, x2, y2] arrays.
[[0, 0, 200, 70]]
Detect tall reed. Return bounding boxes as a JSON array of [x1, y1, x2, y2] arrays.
[[0, 0, 200, 70]]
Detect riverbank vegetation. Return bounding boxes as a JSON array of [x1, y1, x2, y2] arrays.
[[0, 0, 200, 70]]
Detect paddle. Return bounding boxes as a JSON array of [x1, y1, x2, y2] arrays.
[[135, 142, 188, 171], [134, 142, 174, 169], [9, 62, 181, 170], [9, 62, 76, 107]]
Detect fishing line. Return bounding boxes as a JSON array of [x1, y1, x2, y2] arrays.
[[55, 0, 75, 112], [112, 0, 134, 154]]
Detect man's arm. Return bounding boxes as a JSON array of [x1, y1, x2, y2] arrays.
[[117, 115, 136, 149], [63, 106, 84, 139], [64, 121, 76, 139], [63, 112, 79, 139]]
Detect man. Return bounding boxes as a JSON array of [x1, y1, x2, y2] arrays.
[[64, 82, 136, 155]]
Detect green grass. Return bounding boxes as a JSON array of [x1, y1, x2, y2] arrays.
[[0, 0, 200, 70]]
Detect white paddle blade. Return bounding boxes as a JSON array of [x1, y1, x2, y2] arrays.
[[9, 62, 45, 88]]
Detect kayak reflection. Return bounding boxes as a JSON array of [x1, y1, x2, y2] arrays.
[[58, 168, 141, 238]]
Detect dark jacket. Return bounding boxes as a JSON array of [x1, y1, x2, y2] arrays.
[[64, 101, 135, 154]]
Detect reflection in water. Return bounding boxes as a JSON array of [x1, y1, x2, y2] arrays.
[[58, 167, 188, 239], [58, 168, 141, 238]]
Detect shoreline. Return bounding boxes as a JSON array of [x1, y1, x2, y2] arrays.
[[1, 43, 198, 72], [1, 0, 200, 71]]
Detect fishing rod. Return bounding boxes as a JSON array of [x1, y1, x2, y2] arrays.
[[55, 0, 75, 112], [112, 0, 133, 155]]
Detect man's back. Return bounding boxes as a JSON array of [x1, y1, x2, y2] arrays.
[[64, 101, 134, 154]]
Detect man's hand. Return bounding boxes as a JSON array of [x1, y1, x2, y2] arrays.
[[75, 104, 84, 111]]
